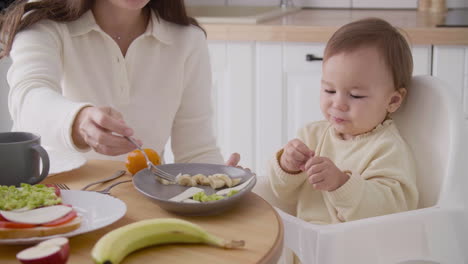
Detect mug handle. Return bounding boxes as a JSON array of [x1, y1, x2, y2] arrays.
[[28, 144, 50, 184]]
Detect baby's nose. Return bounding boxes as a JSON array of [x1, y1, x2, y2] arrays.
[[333, 95, 349, 112]]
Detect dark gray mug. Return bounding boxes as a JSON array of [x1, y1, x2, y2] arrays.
[[0, 132, 49, 186]]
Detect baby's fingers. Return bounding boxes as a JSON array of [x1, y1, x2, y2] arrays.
[[291, 139, 314, 156]]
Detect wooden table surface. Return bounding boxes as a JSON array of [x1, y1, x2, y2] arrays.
[[0, 160, 283, 264]]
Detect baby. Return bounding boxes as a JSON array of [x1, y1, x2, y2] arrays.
[[268, 18, 418, 224]]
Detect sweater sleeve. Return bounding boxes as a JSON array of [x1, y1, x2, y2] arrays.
[[7, 21, 92, 152], [170, 28, 223, 164], [325, 136, 419, 221]]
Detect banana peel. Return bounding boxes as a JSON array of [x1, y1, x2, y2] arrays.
[[92, 218, 245, 264]]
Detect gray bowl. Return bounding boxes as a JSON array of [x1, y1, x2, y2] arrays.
[[133, 163, 256, 216]]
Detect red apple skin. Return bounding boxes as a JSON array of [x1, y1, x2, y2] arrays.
[[17, 237, 70, 264], [17, 249, 67, 264], [39, 237, 70, 262]]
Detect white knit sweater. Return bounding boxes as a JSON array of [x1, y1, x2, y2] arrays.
[[268, 120, 418, 224], [8, 10, 223, 164]]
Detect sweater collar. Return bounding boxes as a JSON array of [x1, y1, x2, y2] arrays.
[[67, 9, 172, 45], [331, 119, 394, 141]]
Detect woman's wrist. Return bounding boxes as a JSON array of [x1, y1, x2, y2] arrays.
[[71, 106, 91, 149]]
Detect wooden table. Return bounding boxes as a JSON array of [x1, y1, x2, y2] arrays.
[[0, 160, 283, 264]]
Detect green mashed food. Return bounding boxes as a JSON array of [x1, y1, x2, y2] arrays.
[[0, 183, 61, 211], [192, 190, 240, 202]]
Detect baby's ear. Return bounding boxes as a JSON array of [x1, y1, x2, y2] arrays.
[[387, 88, 407, 113]]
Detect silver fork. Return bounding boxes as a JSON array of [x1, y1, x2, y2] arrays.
[[96, 180, 132, 195], [80, 170, 127, 191], [124, 136, 175, 182], [54, 183, 70, 190]]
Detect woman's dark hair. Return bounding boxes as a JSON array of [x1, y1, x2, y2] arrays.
[[0, 0, 203, 57]]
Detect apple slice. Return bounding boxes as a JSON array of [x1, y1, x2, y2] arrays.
[[1, 205, 72, 224], [17, 237, 70, 264]]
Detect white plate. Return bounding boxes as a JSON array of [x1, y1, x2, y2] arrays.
[[0, 190, 127, 245], [44, 147, 87, 176]]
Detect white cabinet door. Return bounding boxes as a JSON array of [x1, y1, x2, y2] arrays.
[[256, 42, 283, 175], [433, 46, 468, 120], [255, 42, 325, 175], [412, 45, 432, 76], [283, 43, 324, 140], [209, 41, 257, 170], [166, 41, 257, 166]]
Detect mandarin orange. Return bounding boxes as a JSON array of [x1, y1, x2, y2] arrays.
[[125, 148, 161, 175]]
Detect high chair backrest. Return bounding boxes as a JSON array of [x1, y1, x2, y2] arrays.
[[392, 75, 464, 208]]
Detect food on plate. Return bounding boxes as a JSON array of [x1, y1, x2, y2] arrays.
[[125, 148, 161, 175], [0, 184, 61, 211], [169, 187, 240, 203], [16, 237, 70, 264], [168, 187, 205, 202], [216, 176, 256, 196], [159, 173, 242, 189], [92, 218, 245, 264], [0, 184, 81, 239], [192, 190, 239, 202]]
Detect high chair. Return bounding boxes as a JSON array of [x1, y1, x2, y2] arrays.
[[253, 75, 468, 264]]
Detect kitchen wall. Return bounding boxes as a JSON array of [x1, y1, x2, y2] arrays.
[[185, 0, 468, 8]]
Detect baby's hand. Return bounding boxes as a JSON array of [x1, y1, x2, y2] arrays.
[[279, 139, 314, 174], [303, 156, 349, 191]]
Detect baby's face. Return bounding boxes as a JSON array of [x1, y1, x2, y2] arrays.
[[321, 45, 403, 140]]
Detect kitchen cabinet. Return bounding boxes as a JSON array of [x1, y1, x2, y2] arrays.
[[209, 41, 256, 170], [200, 42, 434, 175], [432, 46, 468, 119]]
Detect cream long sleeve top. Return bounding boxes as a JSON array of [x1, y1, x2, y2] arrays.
[[7, 10, 223, 163], [268, 120, 418, 224]]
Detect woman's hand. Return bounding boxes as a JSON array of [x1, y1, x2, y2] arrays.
[[303, 156, 349, 191], [72, 106, 138, 156], [225, 153, 240, 167], [225, 153, 252, 172], [279, 139, 314, 174]]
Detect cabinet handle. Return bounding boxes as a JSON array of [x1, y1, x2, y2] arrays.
[[305, 54, 323, 61]]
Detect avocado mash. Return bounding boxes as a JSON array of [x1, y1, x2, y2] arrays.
[[192, 189, 240, 202], [0, 183, 61, 211]]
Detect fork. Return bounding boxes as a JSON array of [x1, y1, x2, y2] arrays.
[[124, 136, 176, 182], [80, 170, 127, 191], [54, 183, 70, 190], [96, 180, 132, 195]]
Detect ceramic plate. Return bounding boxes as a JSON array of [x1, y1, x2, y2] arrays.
[[44, 147, 87, 176], [0, 190, 127, 245], [133, 163, 256, 216]]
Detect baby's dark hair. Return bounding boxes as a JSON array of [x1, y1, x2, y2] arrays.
[[324, 18, 413, 90]]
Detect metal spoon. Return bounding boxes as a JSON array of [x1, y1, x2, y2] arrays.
[[80, 170, 127, 191]]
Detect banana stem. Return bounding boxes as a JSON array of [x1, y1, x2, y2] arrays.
[[223, 240, 245, 248]]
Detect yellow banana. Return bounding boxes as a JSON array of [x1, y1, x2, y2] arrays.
[[91, 218, 245, 264]]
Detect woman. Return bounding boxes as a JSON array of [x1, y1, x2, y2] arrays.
[[1, 0, 240, 165]]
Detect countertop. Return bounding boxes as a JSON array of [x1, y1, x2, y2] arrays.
[[202, 9, 468, 45]]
